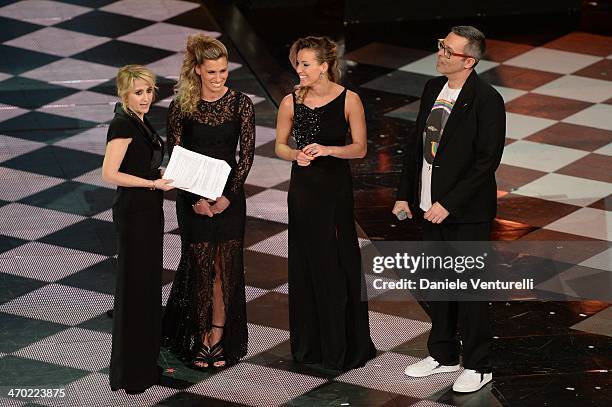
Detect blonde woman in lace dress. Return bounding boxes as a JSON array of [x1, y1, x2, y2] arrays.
[[162, 34, 255, 368]]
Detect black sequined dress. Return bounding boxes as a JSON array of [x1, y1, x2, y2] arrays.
[[288, 89, 376, 370], [162, 89, 255, 365]]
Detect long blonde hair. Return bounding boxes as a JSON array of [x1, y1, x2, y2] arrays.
[[175, 34, 228, 114], [116, 65, 157, 114], [288, 36, 341, 103]]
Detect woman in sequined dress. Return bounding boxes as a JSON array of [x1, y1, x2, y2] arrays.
[[275, 36, 376, 371], [162, 34, 255, 368]]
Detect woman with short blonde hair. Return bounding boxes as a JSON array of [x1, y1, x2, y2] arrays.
[[115, 65, 158, 112], [102, 64, 174, 394]]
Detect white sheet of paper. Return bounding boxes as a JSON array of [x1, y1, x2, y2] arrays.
[[163, 146, 231, 199]]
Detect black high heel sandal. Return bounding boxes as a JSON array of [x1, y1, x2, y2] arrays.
[[208, 324, 226, 368], [192, 344, 210, 369]]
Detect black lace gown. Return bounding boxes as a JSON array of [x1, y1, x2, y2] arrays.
[[288, 89, 376, 371], [162, 89, 255, 365]]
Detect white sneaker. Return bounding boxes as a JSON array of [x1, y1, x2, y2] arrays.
[[404, 356, 460, 377], [452, 369, 492, 392]]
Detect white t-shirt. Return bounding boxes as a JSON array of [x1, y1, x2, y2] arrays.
[[419, 83, 462, 211]]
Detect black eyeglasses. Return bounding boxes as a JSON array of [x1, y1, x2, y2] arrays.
[[437, 39, 475, 60]]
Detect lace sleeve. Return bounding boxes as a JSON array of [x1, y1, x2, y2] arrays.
[[166, 99, 183, 156], [223, 93, 255, 201]]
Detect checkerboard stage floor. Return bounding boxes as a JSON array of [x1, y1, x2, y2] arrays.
[[0, 1, 610, 406]]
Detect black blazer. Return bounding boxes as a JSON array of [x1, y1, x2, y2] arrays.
[[397, 70, 506, 223], [107, 103, 164, 179]]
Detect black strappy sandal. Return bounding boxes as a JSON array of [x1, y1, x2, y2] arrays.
[[192, 344, 210, 369], [208, 324, 226, 368]]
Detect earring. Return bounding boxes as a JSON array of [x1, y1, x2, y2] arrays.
[[319, 71, 326, 79]]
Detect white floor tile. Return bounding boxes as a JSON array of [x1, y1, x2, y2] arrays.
[[533, 75, 612, 103], [493, 85, 527, 103], [245, 92, 265, 105], [545, 207, 612, 240], [504, 48, 602, 74], [363, 273, 404, 300], [0, 283, 114, 326], [580, 248, 612, 271], [147, 53, 240, 81], [563, 104, 612, 131], [0, 104, 29, 124], [513, 173, 612, 207], [162, 233, 181, 271], [594, 142, 612, 156], [92, 208, 113, 222], [39, 90, 118, 107], [336, 352, 461, 398], [0, 0, 90, 26], [101, 0, 200, 22], [501, 140, 588, 172], [14, 327, 112, 371], [254, 125, 276, 147], [233, 60, 250, 76], [21, 58, 118, 90], [0, 397, 27, 406], [368, 311, 431, 351], [146, 53, 184, 79], [398, 54, 440, 76], [38, 104, 114, 124], [245, 323, 289, 359], [411, 401, 457, 407], [36, 91, 118, 123], [58, 372, 177, 407], [119, 22, 220, 52], [72, 168, 108, 187], [187, 362, 326, 407], [0, 168, 64, 202], [246, 188, 288, 224], [2, 241, 82, 257], [155, 98, 173, 108], [534, 263, 606, 300], [162, 282, 172, 306], [505, 112, 556, 140], [0, 243, 106, 282], [245, 285, 268, 303], [245, 155, 291, 188], [162, 199, 178, 233], [358, 238, 373, 249], [272, 283, 288, 294], [0, 203, 85, 240], [399, 53, 497, 76], [4, 27, 110, 57], [0, 135, 45, 164], [247, 230, 288, 259], [473, 59, 499, 74], [53, 126, 109, 156]]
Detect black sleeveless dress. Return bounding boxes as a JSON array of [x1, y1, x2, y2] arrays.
[[288, 89, 376, 370], [107, 103, 165, 392], [162, 89, 255, 365]]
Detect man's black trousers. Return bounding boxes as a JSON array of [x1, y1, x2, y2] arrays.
[[422, 220, 492, 372]]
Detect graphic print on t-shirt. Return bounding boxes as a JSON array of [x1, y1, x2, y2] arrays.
[[419, 83, 461, 211], [423, 97, 455, 164]]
